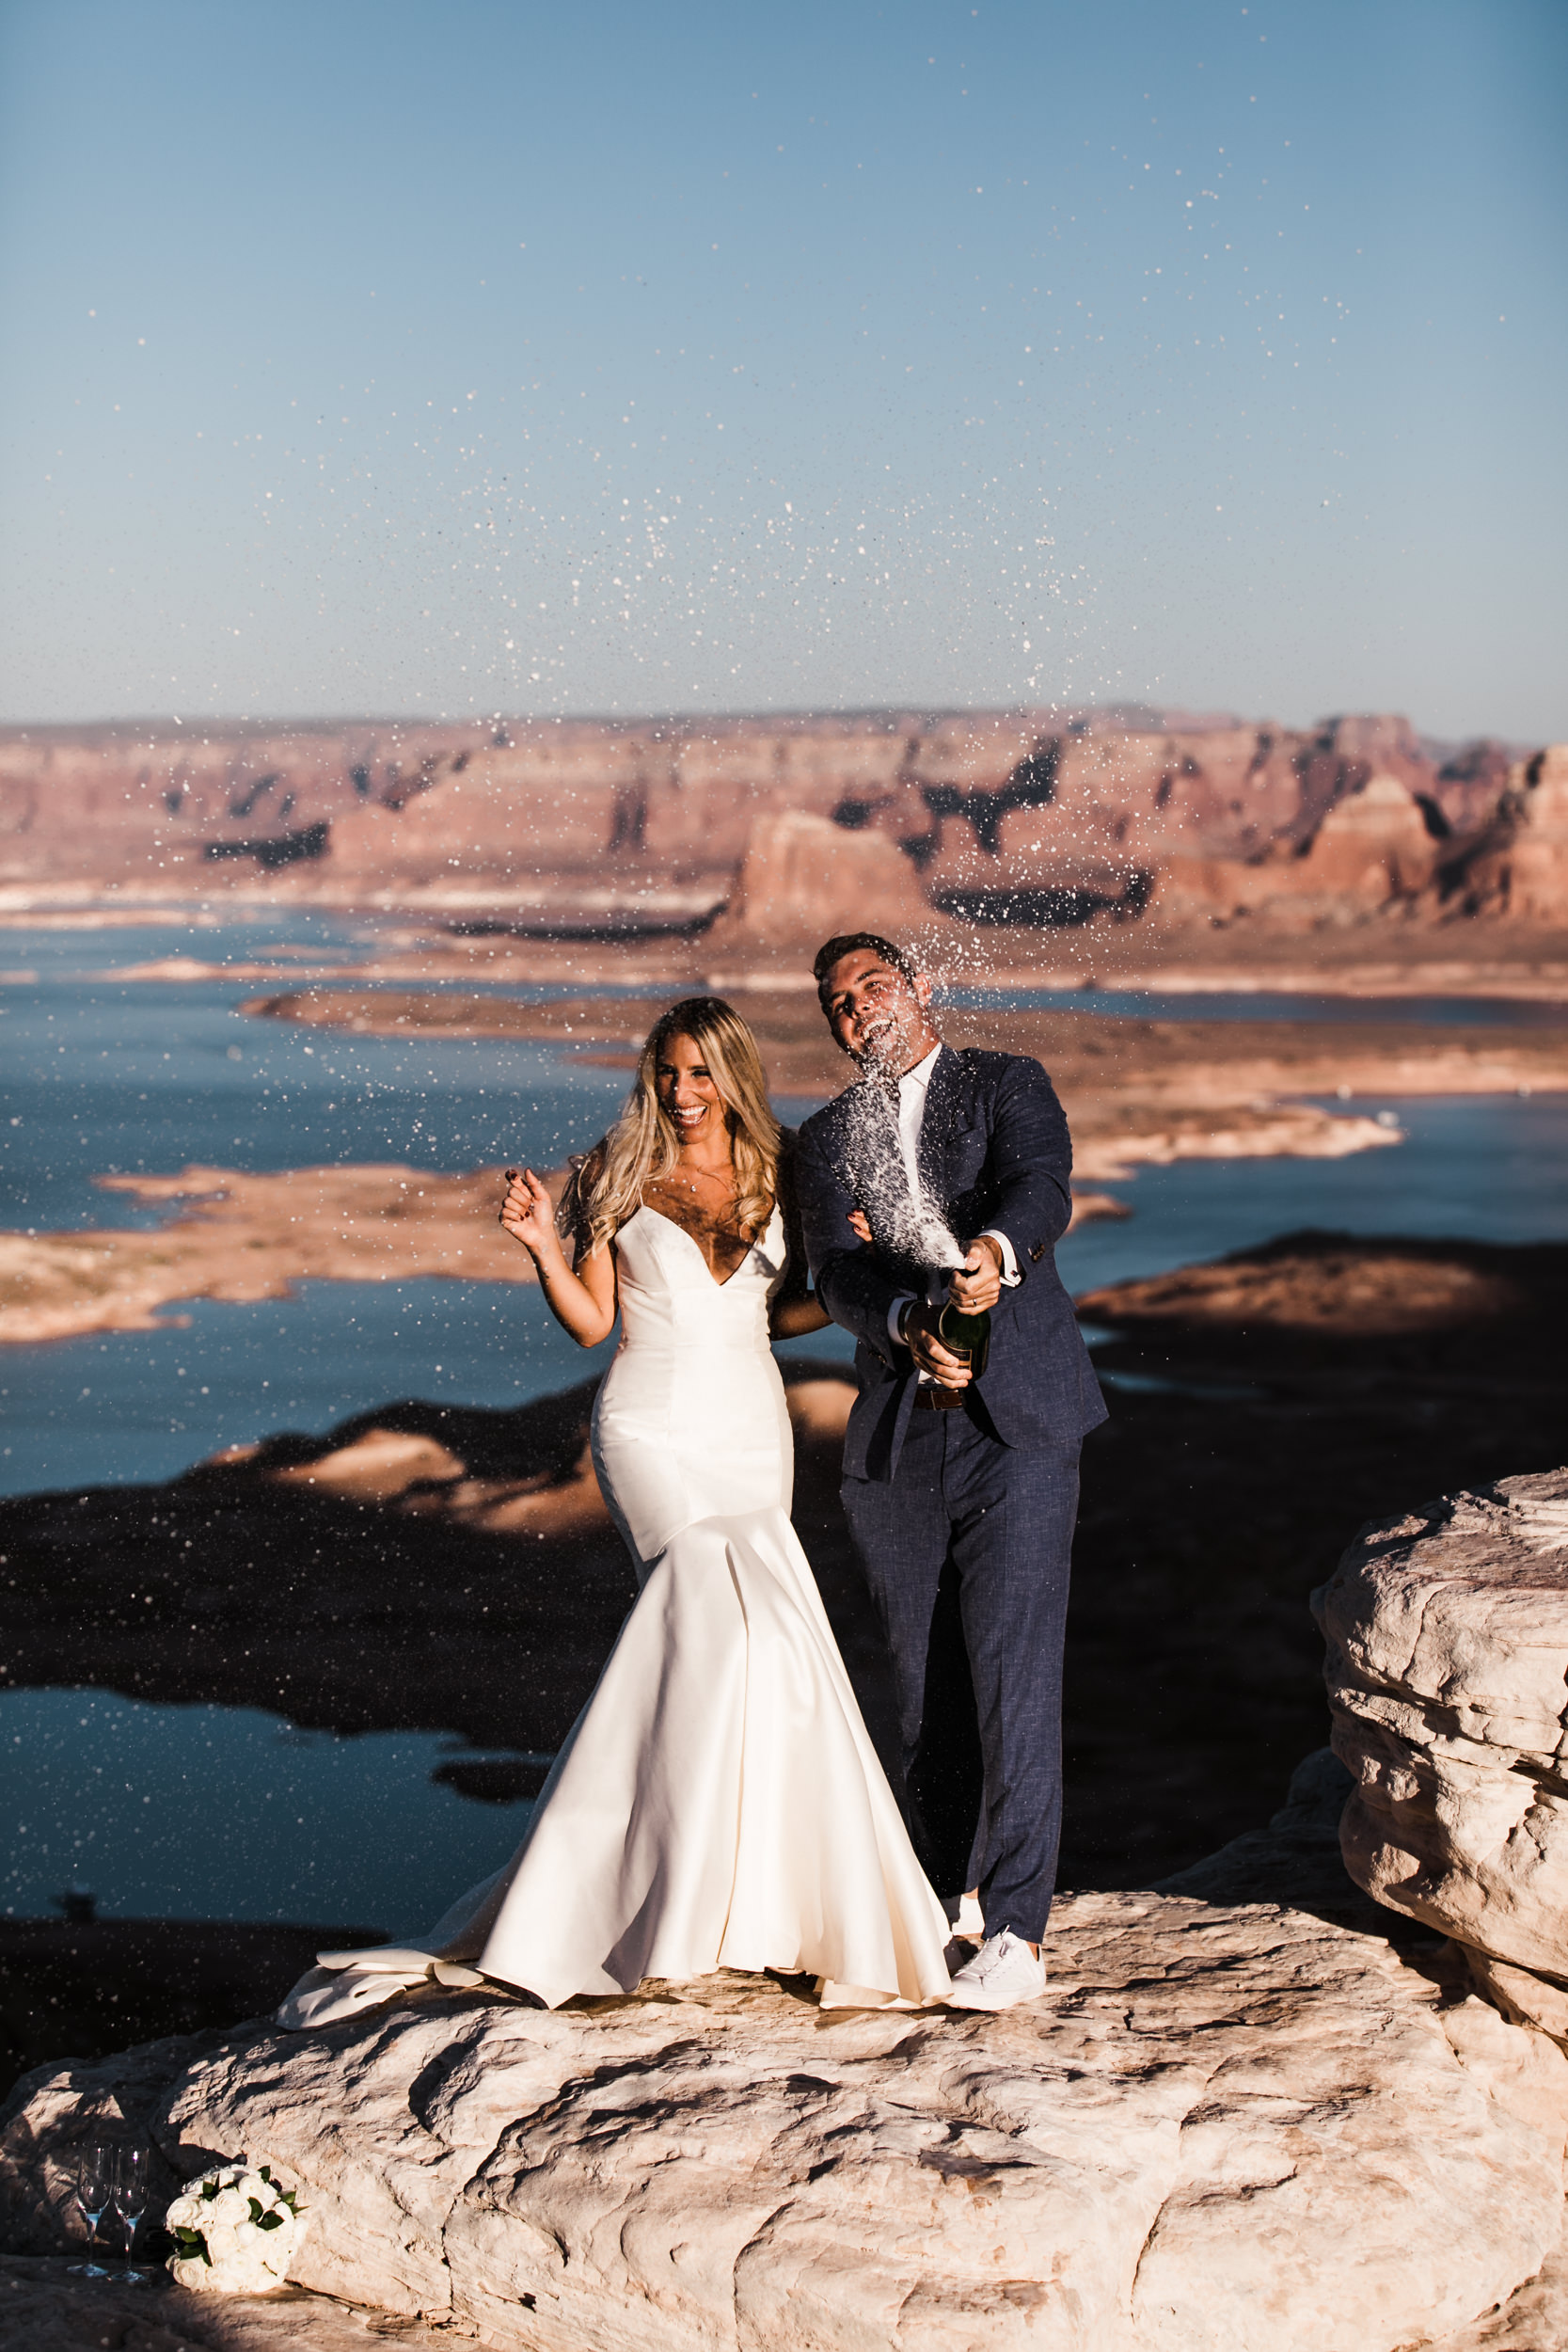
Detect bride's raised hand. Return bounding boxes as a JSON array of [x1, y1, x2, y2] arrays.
[[499, 1165, 615, 1346], [847, 1207, 874, 1246], [500, 1168, 561, 1263]]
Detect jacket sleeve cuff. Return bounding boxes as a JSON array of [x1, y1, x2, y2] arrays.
[[887, 1294, 916, 1347]]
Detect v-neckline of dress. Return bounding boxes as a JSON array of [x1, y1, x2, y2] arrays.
[[635, 1200, 768, 1291]]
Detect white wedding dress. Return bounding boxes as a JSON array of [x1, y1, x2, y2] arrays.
[[279, 1201, 952, 2025]]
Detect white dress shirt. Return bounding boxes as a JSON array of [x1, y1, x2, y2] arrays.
[[885, 1044, 1020, 1352]]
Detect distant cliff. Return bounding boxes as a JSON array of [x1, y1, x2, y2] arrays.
[[0, 707, 1556, 939]]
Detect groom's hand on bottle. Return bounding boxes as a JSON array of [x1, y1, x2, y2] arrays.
[[899, 1300, 972, 1388], [949, 1237, 1004, 1312]]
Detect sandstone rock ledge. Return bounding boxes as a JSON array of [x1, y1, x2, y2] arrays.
[[5, 1876, 1568, 2352], [1317, 1467, 1568, 2049]]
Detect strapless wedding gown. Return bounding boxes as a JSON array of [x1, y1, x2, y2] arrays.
[[279, 1203, 952, 2023]]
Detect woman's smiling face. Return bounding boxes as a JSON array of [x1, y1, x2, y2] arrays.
[[656, 1031, 725, 1143]]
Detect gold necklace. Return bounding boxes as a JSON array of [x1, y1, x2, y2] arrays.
[[672, 1158, 732, 1194], [655, 1165, 733, 1209]]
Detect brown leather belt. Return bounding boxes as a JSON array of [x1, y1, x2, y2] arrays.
[[912, 1385, 969, 1412]]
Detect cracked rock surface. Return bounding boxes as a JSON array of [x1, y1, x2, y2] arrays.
[[5, 1880, 1567, 2352], [1316, 1466, 1568, 2042]]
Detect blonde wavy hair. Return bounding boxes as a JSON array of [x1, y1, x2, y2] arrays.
[[565, 996, 782, 1260]]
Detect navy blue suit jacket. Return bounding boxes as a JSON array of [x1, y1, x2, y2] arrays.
[[796, 1045, 1107, 1481]]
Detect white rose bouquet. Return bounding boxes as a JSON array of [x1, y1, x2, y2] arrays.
[[164, 2162, 306, 2294]]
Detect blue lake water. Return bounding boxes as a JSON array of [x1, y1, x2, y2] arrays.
[[3, 913, 1565, 1496], [1, 1279, 625, 1496], [2, 914, 1564, 1924], [1056, 1091, 1568, 1294], [945, 983, 1568, 1027], [1, 913, 631, 1234], [3, 1685, 531, 1932]]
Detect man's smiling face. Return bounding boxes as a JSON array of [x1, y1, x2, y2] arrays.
[[820, 946, 940, 1078]]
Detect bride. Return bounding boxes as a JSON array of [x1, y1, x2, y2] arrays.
[[280, 996, 952, 2024]]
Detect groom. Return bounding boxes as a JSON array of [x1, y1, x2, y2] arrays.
[[796, 934, 1106, 2010]]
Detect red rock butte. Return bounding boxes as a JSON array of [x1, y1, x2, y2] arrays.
[[1, 707, 1563, 946]]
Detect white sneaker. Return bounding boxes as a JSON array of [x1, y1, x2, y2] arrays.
[[944, 1929, 1047, 2010]]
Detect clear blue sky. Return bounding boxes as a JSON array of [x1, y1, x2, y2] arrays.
[[1, 0, 1563, 739]]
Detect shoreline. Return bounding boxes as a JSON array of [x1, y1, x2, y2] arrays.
[[248, 984, 1568, 1137], [4, 889, 1568, 1002], [0, 1164, 533, 1345], [0, 1139, 1305, 1347], [6, 987, 1564, 1345]]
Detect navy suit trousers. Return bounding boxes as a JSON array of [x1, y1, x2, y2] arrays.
[[841, 1408, 1079, 1945]]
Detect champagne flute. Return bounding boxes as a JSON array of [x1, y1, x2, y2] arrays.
[[66, 2143, 116, 2277], [113, 2145, 151, 2282]]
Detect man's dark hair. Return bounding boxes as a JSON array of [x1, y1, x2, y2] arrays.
[[813, 932, 920, 1003]]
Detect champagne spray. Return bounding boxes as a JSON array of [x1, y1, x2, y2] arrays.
[[844, 1079, 990, 1376]]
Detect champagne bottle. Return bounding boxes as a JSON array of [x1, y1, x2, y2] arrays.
[[937, 1299, 990, 1378]]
